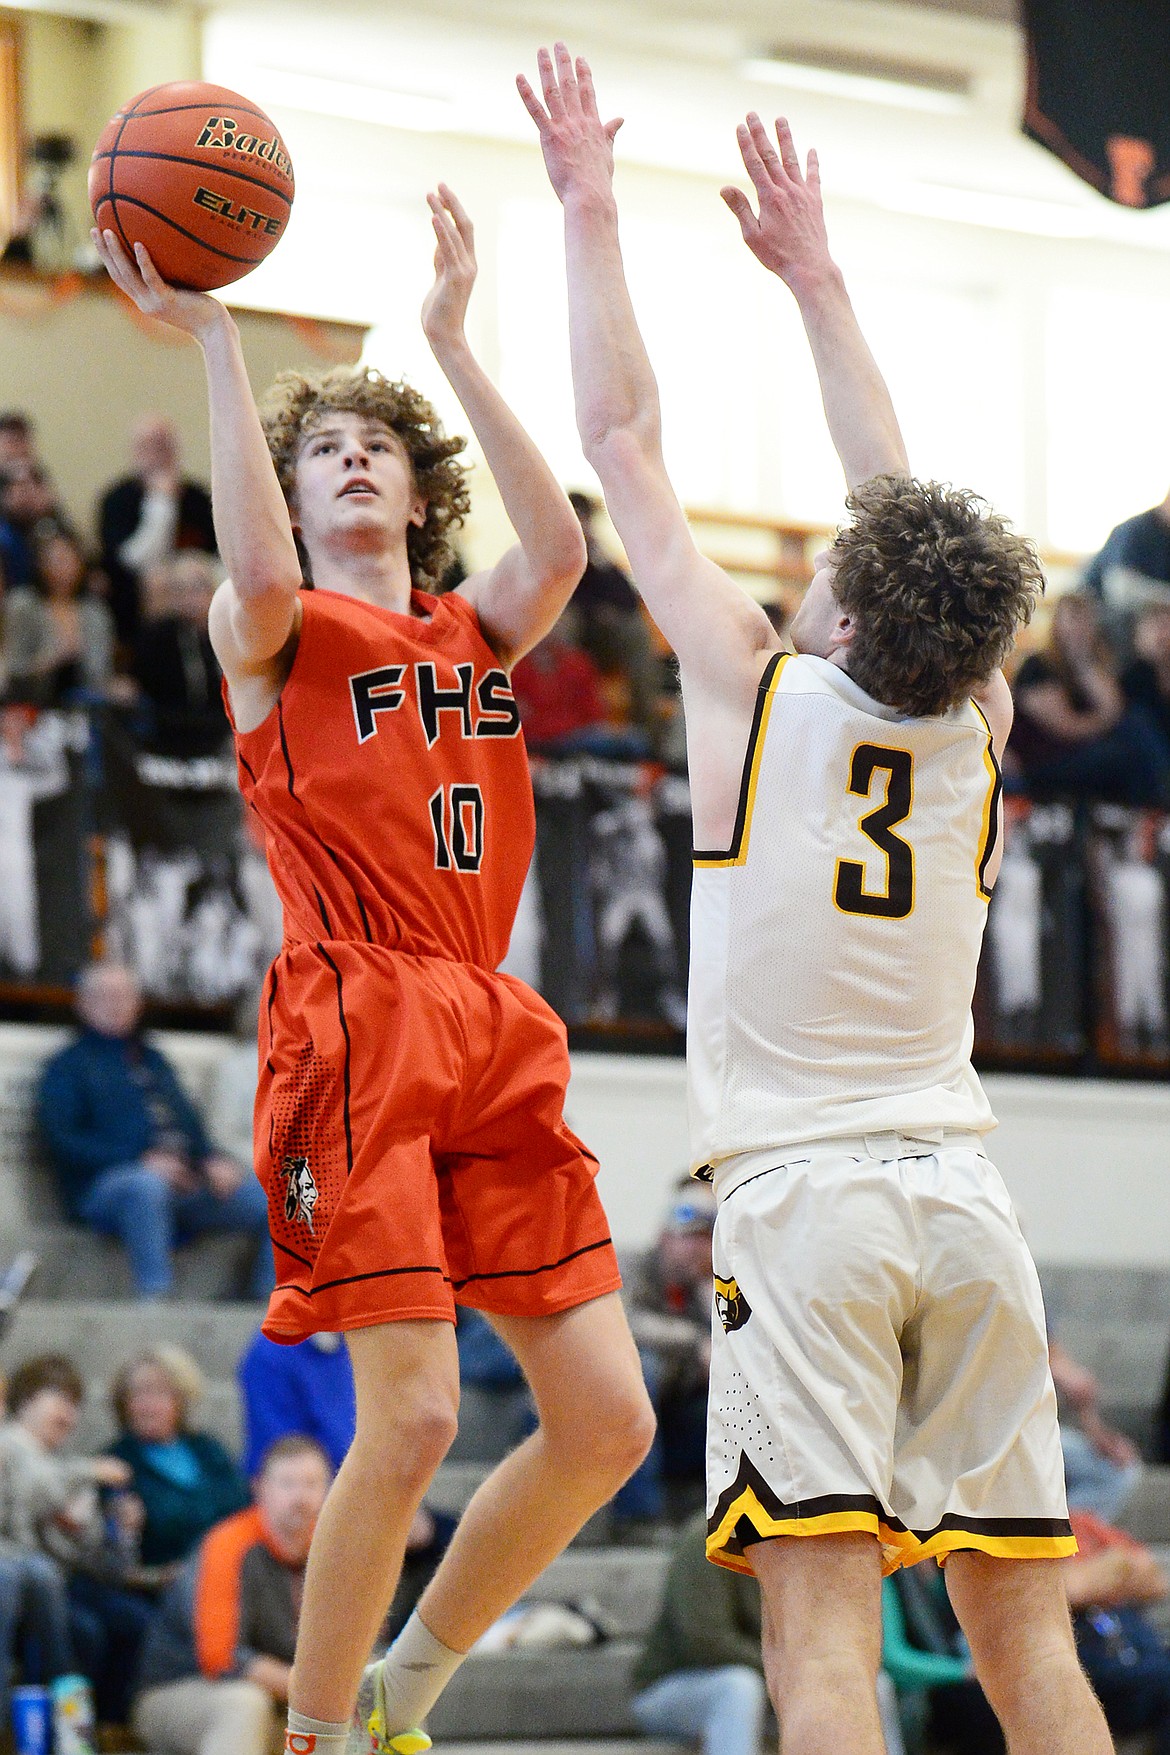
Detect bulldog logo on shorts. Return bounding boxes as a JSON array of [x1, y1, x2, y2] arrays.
[[281, 1155, 318, 1232], [714, 1274, 751, 1332]]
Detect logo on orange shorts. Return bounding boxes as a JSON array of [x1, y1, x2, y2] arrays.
[[281, 1155, 318, 1232]]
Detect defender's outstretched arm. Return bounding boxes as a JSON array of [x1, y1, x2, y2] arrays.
[[422, 185, 585, 666], [92, 228, 301, 676], [722, 114, 908, 491], [518, 45, 777, 700]]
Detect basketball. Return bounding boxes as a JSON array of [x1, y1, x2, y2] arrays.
[[88, 81, 295, 292]]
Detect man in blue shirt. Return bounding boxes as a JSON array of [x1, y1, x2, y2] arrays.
[[37, 962, 273, 1297]]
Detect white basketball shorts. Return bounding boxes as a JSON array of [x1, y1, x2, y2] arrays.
[[705, 1131, 1076, 1575]]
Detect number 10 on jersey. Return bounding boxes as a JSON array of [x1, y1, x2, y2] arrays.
[[429, 784, 485, 873], [833, 744, 914, 919]]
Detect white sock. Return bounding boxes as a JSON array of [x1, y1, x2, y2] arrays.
[[378, 1610, 466, 1732], [285, 1710, 349, 1755]]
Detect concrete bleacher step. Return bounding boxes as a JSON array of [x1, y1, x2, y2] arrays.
[[426, 1642, 642, 1740]]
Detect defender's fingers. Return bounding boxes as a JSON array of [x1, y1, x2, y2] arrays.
[[773, 116, 802, 180], [537, 46, 564, 114], [516, 73, 550, 127], [576, 56, 600, 120], [437, 183, 475, 246], [605, 116, 624, 145], [736, 121, 774, 199], [746, 112, 785, 181], [553, 41, 578, 106], [720, 185, 759, 240], [806, 146, 821, 191]]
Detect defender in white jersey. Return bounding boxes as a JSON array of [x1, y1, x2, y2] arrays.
[[522, 45, 1114, 1755]]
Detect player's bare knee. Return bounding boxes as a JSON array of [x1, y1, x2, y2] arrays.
[[585, 1379, 656, 1482], [354, 1384, 458, 1484]]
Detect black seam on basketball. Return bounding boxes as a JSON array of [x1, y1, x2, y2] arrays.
[[449, 1235, 614, 1289], [106, 100, 142, 258], [91, 148, 292, 204], [119, 98, 279, 124], [90, 191, 270, 265]]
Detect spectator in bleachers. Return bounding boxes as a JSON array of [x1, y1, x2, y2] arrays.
[[131, 1435, 331, 1755], [0, 1353, 153, 1726], [1049, 1338, 1142, 1521], [568, 489, 659, 737], [510, 606, 612, 752], [237, 1329, 355, 1479], [630, 1507, 768, 1755], [0, 460, 71, 591], [1083, 491, 1170, 628], [98, 416, 215, 644], [624, 1181, 715, 1501], [131, 550, 229, 757], [881, 1566, 997, 1754], [6, 532, 114, 708], [36, 962, 274, 1300], [206, 986, 262, 1173], [237, 1328, 453, 1639], [1008, 592, 1168, 804], [0, 412, 38, 473], [1064, 1508, 1170, 1752], [1123, 603, 1170, 771], [106, 1346, 249, 1570]]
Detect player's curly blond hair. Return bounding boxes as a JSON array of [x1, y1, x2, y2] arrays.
[[260, 366, 470, 590], [830, 476, 1044, 717]]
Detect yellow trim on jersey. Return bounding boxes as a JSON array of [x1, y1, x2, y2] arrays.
[[706, 1496, 892, 1574], [693, 653, 790, 869], [915, 1530, 1079, 1565], [971, 700, 1002, 903]]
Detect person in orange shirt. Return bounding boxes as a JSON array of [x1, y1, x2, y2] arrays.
[[93, 181, 654, 1755]]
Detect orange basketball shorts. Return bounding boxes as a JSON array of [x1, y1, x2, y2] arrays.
[[255, 940, 621, 1342]]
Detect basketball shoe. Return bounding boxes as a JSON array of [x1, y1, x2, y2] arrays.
[[346, 1661, 430, 1755]]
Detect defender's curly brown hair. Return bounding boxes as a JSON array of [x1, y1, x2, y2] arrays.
[[260, 366, 470, 590], [830, 476, 1044, 717]]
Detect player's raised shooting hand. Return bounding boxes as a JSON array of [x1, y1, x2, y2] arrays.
[[721, 116, 835, 294], [517, 43, 623, 206], [91, 228, 228, 343], [421, 184, 477, 355]]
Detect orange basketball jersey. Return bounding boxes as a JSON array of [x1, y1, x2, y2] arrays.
[[228, 587, 533, 966]]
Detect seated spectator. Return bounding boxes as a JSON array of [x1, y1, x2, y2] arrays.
[[568, 490, 659, 738], [510, 608, 611, 752], [1064, 1508, 1170, 1752], [132, 1435, 331, 1755], [237, 1329, 355, 1479], [99, 416, 215, 643], [6, 532, 114, 708], [1123, 602, 1170, 763], [131, 551, 229, 756], [0, 412, 38, 473], [0, 460, 70, 591], [107, 1346, 249, 1569], [624, 1182, 716, 1500], [1083, 489, 1170, 626], [206, 987, 262, 1173], [237, 1328, 452, 1638], [36, 961, 274, 1300], [1008, 592, 1168, 805], [0, 1354, 152, 1726], [882, 1565, 999, 1754], [1049, 1338, 1141, 1521], [630, 1507, 768, 1755]]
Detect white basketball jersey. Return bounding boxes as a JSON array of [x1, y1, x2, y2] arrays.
[[688, 652, 1000, 1174]]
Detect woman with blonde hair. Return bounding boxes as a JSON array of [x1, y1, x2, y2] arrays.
[[107, 1345, 248, 1570]]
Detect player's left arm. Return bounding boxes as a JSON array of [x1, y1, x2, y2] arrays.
[[421, 185, 586, 667]]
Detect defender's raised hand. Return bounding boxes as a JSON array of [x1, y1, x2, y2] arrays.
[[421, 183, 477, 352], [721, 115, 833, 291], [517, 43, 623, 204]]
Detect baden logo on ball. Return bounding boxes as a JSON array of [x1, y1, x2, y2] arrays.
[[88, 80, 295, 292]]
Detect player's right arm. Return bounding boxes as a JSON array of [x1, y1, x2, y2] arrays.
[[721, 114, 909, 492], [518, 46, 778, 716], [91, 229, 301, 686]]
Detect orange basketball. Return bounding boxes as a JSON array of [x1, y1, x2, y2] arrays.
[[88, 81, 295, 292]]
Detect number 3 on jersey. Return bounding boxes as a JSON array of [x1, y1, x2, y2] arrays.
[[429, 784, 484, 873], [833, 744, 914, 919]]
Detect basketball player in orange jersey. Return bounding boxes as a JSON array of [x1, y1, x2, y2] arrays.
[[520, 43, 1114, 1755], [92, 186, 654, 1755]]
